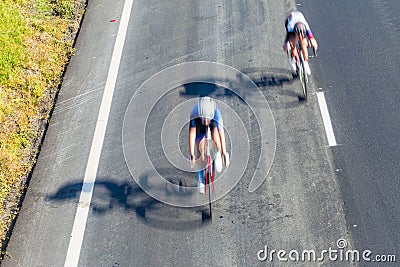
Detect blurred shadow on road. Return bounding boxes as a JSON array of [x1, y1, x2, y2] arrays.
[[241, 67, 302, 98], [179, 82, 234, 98], [177, 68, 303, 103], [245, 68, 293, 87], [46, 174, 211, 231]]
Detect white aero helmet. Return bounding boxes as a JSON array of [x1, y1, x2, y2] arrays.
[[198, 97, 215, 119]]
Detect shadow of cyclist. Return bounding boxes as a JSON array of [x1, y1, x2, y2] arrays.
[[46, 174, 211, 230]]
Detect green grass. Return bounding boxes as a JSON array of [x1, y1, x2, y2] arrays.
[[0, 0, 84, 248]]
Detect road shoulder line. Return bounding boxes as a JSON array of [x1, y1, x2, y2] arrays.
[[64, 0, 134, 266]]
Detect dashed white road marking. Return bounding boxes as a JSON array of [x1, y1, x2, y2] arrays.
[[317, 92, 337, 147]]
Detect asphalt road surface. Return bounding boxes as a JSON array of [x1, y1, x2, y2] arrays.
[[2, 0, 398, 266], [302, 0, 400, 264]]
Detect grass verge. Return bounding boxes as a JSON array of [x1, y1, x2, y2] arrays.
[[0, 0, 86, 255]]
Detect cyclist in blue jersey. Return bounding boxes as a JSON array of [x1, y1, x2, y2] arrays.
[[189, 97, 229, 193]]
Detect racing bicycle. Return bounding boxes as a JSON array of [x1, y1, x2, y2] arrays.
[[290, 40, 317, 100], [202, 125, 215, 219]]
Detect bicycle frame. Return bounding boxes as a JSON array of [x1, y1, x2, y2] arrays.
[[295, 40, 308, 99], [204, 125, 214, 217]]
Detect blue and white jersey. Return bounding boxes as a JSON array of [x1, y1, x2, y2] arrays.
[[286, 11, 311, 33], [189, 104, 223, 140]]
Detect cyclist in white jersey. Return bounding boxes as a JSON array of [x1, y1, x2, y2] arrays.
[[283, 11, 318, 75]]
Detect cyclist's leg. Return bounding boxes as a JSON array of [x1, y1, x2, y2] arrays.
[[289, 34, 298, 60], [211, 127, 224, 172], [211, 127, 222, 152], [300, 37, 311, 75], [196, 135, 206, 190], [283, 31, 291, 51], [197, 135, 206, 161], [301, 37, 309, 61]]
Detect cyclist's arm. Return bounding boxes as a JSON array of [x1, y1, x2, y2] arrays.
[[305, 27, 318, 49], [284, 18, 289, 32], [189, 107, 198, 159], [301, 19, 316, 42], [218, 128, 227, 156], [214, 108, 227, 156], [283, 17, 290, 50], [189, 122, 196, 159], [300, 19, 318, 49], [189, 126, 196, 168], [306, 28, 315, 42]]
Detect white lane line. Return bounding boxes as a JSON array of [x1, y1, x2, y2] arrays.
[[316, 92, 337, 147], [64, 0, 133, 266]]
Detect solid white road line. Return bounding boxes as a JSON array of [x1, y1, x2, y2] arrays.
[[64, 0, 133, 266], [316, 92, 337, 147]]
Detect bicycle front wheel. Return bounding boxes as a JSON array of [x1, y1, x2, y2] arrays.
[[300, 64, 308, 99], [204, 166, 213, 218]]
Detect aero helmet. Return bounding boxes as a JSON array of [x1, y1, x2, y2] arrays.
[[294, 22, 307, 38], [198, 97, 215, 119]]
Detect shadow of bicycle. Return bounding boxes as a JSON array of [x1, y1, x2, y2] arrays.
[[46, 174, 213, 230], [241, 67, 309, 103]]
